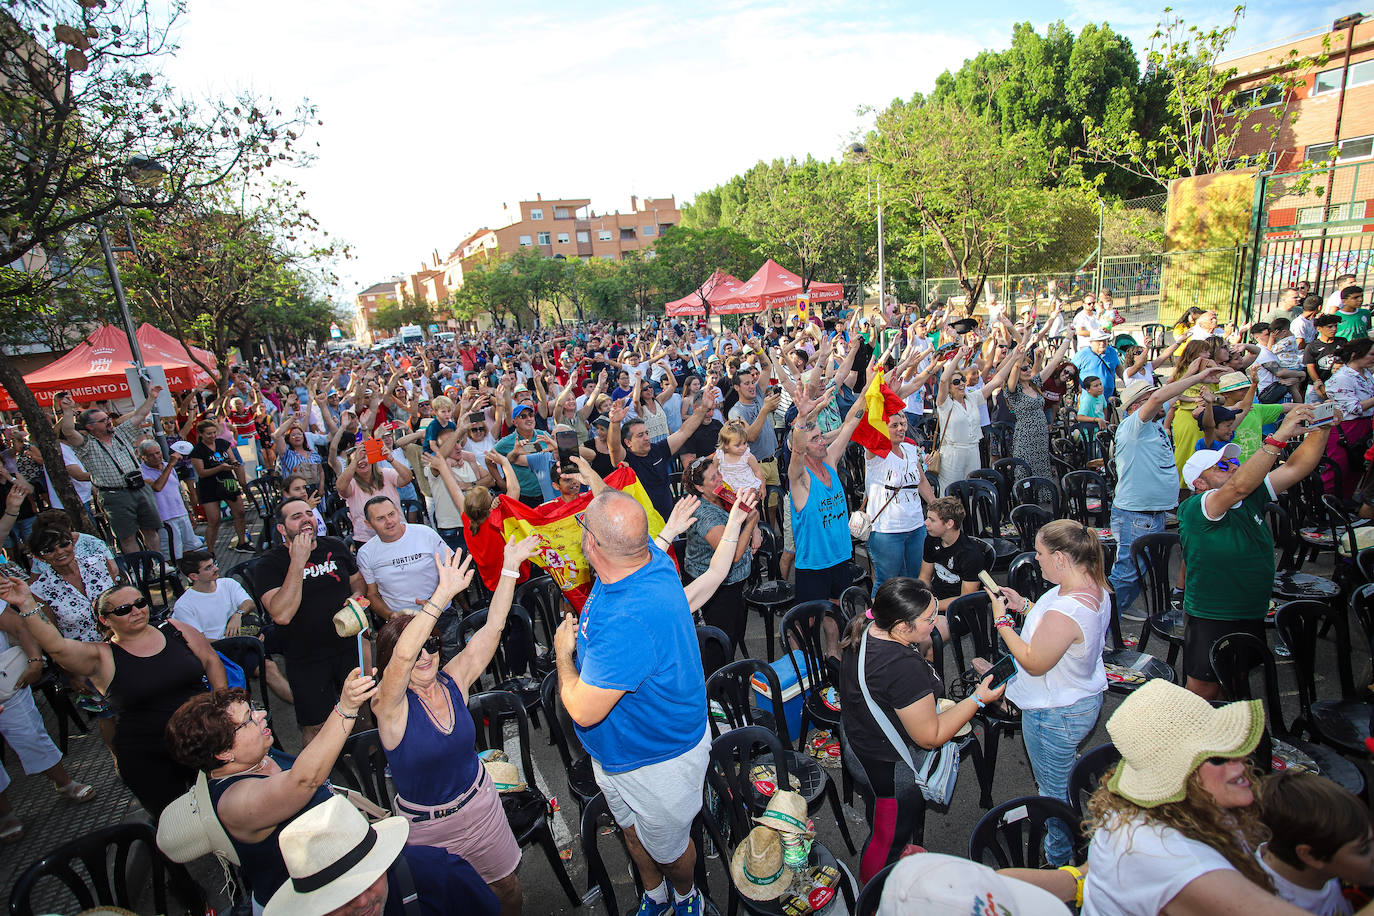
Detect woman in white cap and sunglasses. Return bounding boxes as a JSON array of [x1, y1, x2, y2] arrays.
[[1083, 679, 1374, 915], [0, 578, 225, 815]]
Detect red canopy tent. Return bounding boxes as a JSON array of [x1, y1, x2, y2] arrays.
[[136, 323, 217, 386], [663, 271, 747, 317], [0, 325, 208, 411], [714, 259, 845, 311]]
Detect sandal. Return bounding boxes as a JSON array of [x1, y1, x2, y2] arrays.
[[0, 813, 21, 842], [56, 782, 95, 802]]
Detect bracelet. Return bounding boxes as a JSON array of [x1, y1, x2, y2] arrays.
[[1264, 435, 1289, 449], [18, 606, 41, 618], [3, 510, 16, 517], [994, 616, 1016, 629], [418, 606, 441, 621], [334, 704, 358, 720], [1260, 445, 1281, 457], [1059, 865, 1085, 908], [500, 568, 520, 579], [720, 537, 739, 544], [26, 657, 40, 665], [972, 694, 987, 709]]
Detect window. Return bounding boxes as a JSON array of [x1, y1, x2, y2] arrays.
[[530, 208, 544, 220], [1225, 83, 1284, 113], [598, 229, 612, 241], [659, 223, 675, 235], [576, 230, 590, 243], [519, 235, 532, 246], [642, 225, 656, 237], [1314, 59, 1374, 94], [537, 231, 551, 245], [1298, 201, 1367, 237], [557, 232, 570, 244], [601, 254, 616, 261], [553, 207, 571, 219], [620, 227, 637, 240], [1306, 134, 1374, 164]]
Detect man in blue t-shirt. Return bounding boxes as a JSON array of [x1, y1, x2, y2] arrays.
[[1071, 329, 1122, 398], [554, 490, 708, 916]]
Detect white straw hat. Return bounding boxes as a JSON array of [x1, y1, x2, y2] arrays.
[[263, 795, 409, 916], [157, 772, 240, 865], [876, 853, 1066, 915], [1105, 679, 1263, 807]]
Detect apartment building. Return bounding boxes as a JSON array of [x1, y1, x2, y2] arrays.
[[353, 279, 401, 344]]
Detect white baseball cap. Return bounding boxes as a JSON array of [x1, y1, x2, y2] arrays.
[[170, 440, 194, 457], [1181, 442, 1240, 490], [876, 853, 1067, 915]]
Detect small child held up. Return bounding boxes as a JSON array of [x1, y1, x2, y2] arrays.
[[1258, 770, 1374, 915], [714, 420, 763, 496], [424, 395, 458, 454]]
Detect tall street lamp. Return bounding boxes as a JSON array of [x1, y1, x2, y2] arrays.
[[96, 155, 169, 456], [848, 143, 885, 315]]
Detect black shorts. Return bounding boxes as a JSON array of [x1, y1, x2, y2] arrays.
[[285, 651, 357, 727], [1182, 615, 1267, 682], [795, 561, 850, 605]]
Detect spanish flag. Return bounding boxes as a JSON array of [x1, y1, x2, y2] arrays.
[[491, 466, 668, 610], [851, 368, 908, 457]]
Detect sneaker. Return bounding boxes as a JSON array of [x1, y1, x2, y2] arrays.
[[1155, 610, 1183, 632], [231, 541, 255, 552], [671, 889, 703, 916], [1119, 603, 1148, 622], [635, 894, 672, 916]]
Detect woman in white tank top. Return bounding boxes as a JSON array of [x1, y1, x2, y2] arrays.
[[982, 519, 1110, 867]]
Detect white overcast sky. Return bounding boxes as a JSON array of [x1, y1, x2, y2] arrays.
[[158, 0, 1347, 307]]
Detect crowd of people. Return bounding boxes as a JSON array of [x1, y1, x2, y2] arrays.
[[0, 280, 1371, 915]]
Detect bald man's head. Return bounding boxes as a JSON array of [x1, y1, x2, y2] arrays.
[[584, 490, 649, 561]]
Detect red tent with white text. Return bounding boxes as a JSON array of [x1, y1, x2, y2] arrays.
[[136, 323, 218, 387], [0, 325, 206, 411], [713, 259, 845, 311], [663, 271, 747, 317]]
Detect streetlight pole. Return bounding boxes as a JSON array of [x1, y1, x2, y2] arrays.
[[848, 143, 885, 317]]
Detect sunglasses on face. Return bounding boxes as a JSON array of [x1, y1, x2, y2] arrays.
[[420, 636, 442, 656], [104, 595, 149, 617], [950, 377, 965, 385], [38, 537, 74, 556], [1214, 457, 1240, 472]]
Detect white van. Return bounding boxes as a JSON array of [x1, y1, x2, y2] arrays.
[[399, 325, 425, 347]]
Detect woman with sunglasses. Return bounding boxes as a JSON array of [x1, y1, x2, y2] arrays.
[[934, 345, 985, 491], [372, 538, 536, 916], [0, 577, 225, 815]]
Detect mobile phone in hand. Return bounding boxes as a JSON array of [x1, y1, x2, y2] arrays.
[[985, 653, 1018, 689], [977, 569, 1003, 599]]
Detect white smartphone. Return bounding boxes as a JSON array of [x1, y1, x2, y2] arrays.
[[977, 569, 1003, 599]]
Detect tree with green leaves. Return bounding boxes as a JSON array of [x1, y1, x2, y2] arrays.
[[867, 99, 1056, 309], [649, 225, 759, 317], [1082, 6, 1319, 188], [373, 301, 404, 335], [450, 258, 521, 329], [509, 250, 566, 326]]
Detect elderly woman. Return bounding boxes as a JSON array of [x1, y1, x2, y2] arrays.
[[27, 509, 120, 582], [679, 456, 761, 651], [985, 519, 1111, 866], [373, 543, 529, 916], [1081, 679, 1337, 916], [166, 673, 376, 914], [0, 578, 224, 816]]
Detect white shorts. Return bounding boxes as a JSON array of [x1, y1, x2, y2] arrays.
[[591, 727, 710, 864]]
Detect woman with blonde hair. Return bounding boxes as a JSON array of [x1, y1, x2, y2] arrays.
[[1170, 338, 1228, 487], [984, 519, 1110, 866], [1080, 679, 1355, 915]]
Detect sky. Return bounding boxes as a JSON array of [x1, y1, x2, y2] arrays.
[[158, 0, 1349, 309]]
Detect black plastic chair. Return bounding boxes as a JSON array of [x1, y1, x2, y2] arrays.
[[993, 456, 1034, 488], [969, 467, 1011, 527], [8, 821, 206, 916], [1068, 743, 1120, 817], [1009, 504, 1052, 553], [938, 593, 1007, 809], [705, 661, 856, 854], [538, 671, 598, 814], [326, 504, 354, 542], [245, 474, 283, 550], [457, 605, 544, 726], [1005, 551, 1047, 602], [838, 585, 869, 626], [580, 792, 660, 915], [1274, 601, 1369, 758], [400, 496, 429, 527], [1061, 470, 1110, 527], [1266, 502, 1341, 602], [967, 795, 1086, 869], [1209, 631, 1365, 797], [707, 726, 797, 836], [115, 550, 183, 619], [855, 860, 898, 916], [1320, 493, 1365, 594], [1131, 531, 1184, 669], [1011, 475, 1061, 517], [696, 624, 732, 679], [467, 690, 580, 907], [212, 634, 276, 719], [512, 573, 566, 661], [743, 525, 794, 662], [1102, 591, 1177, 695], [779, 601, 846, 750], [330, 728, 393, 810], [945, 480, 1016, 569]]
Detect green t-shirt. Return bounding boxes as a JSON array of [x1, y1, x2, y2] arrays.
[[1178, 482, 1275, 621], [1231, 403, 1286, 463], [1335, 308, 1371, 341]]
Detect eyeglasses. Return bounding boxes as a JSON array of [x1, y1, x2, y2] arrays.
[[420, 635, 442, 656], [1214, 457, 1240, 472], [950, 377, 965, 386], [38, 537, 74, 556], [103, 595, 149, 617], [574, 512, 600, 547], [233, 702, 267, 735]]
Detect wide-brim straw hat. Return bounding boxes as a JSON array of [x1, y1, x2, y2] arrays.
[[157, 772, 240, 865], [1218, 371, 1250, 393], [753, 790, 811, 835], [264, 796, 408, 916], [1105, 679, 1263, 807], [876, 852, 1066, 915], [1119, 380, 1158, 412], [729, 826, 794, 901], [483, 759, 526, 793]]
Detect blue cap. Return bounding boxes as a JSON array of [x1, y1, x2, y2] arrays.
[[512, 403, 533, 417]]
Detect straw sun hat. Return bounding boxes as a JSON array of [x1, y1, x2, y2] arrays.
[[753, 790, 812, 835], [1105, 679, 1263, 807], [156, 772, 240, 865], [264, 796, 409, 916], [729, 826, 794, 901]]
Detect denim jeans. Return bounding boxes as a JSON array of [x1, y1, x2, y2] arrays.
[[1021, 692, 1104, 865], [1107, 506, 1167, 614], [867, 526, 927, 598], [436, 526, 465, 553]]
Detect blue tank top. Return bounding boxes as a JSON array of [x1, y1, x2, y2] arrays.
[[386, 672, 480, 805], [790, 463, 850, 570], [207, 749, 333, 907]]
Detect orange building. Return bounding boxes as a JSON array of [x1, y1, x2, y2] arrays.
[[353, 279, 401, 344]]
